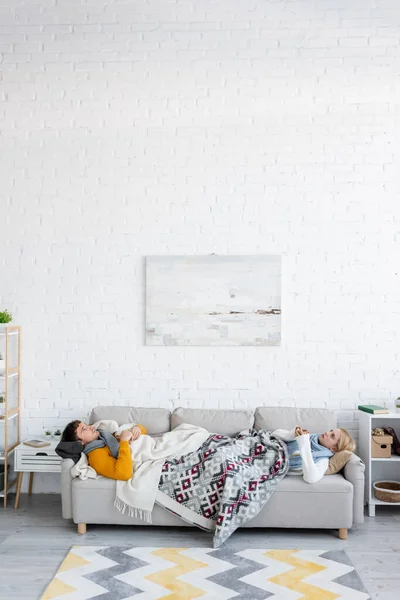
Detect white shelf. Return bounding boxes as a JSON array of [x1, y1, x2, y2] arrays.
[[0, 413, 18, 423], [0, 488, 14, 498], [360, 412, 400, 418], [0, 480, 16, 497], [0, 448, 15, 461], [358, 410, 400, 517], [0, 372, 19, 379], [370, 498, 400, 506], [372, 456, 400, 462]]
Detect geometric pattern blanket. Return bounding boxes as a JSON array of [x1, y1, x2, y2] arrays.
[[156, 429, 289, 548], [40, 546, 371, 599]]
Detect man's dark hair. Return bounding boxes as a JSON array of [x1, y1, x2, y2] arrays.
[[62, 420, 81, 442]]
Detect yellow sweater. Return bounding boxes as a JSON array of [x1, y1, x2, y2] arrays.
[[87, 425, 146, 480]]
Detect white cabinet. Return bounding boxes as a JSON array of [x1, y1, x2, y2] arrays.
[[358, 411, 400, 516]]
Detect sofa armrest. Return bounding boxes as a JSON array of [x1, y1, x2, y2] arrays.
[[61, 458, 75, 519], [343, 453, 365, 525]]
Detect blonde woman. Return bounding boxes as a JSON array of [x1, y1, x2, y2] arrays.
[[273, 426, 356, 484]]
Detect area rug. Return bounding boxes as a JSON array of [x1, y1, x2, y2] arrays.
[[41, 546, 371, 599]]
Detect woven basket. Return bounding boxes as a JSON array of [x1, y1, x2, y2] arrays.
[[373, 480, 400, 503]]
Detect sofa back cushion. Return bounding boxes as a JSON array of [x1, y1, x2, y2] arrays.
[[89, 406, 170, 435], [171, 407, 254, 436], [255, 407, 337, 433]]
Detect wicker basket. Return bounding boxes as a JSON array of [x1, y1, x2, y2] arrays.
[[373, 480, 400, 503]]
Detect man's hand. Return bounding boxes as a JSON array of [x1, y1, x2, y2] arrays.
[[119, 430, 133, 442], [295, 426, 309, 437], [130, 426, 142, 441]]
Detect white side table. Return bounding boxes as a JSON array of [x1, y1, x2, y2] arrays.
[[14, 440, 62, 508]]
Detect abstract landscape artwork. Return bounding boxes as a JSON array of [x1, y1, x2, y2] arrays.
[[145, 255, 281, 346]]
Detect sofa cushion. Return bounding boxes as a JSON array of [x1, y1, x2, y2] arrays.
[[171, 408, 254, 436], [246, 474, 353, 529], [255, 407, 337, 433], [278, 472, 352, 494], [89, 407, 170, 435], [71, 472, 353, 529], [326, 451, 352, 475], [71, 478, 193, 527]]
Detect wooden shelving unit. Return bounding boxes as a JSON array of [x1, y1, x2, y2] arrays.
[[0, 324, 21, 508]]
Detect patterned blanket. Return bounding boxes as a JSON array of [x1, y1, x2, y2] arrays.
[[156, 429, 289, 547]]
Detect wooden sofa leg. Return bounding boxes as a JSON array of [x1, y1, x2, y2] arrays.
[[338, 528, 347, 540], [77, 523, 87, 534]]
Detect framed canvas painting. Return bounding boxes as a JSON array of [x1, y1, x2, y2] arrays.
[[145, 255, 281, 346]]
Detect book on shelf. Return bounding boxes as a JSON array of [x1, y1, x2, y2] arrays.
[[358, 404, 389, 415], [23, 439, 51, 448]]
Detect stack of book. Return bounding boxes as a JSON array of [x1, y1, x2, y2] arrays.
[[358, 404, 389, 414]]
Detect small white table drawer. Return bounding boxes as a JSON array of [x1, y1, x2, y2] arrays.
[[14, 441, 62, 473]]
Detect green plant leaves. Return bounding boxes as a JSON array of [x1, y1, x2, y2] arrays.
[[0, 310, 12, 323]]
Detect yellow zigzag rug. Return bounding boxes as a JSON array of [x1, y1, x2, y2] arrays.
[[41, 546, 371, 599]]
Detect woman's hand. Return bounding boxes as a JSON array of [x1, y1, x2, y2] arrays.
[[130, 426, 142, 441], [295, 426, 309, 437]]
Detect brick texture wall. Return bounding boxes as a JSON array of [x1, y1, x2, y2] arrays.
[[1, 0, 399, 491]]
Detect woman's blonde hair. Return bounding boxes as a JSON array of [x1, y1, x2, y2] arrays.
[[337, 428, 356, 453]]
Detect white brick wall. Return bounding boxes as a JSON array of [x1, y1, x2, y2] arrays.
[[1, 0, 400, 492]]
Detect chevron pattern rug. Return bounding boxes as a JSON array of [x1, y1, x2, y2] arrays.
[[41, 546, 370, 599]]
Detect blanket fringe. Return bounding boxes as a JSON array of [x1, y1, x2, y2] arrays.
[[114, 496, 153, 524]]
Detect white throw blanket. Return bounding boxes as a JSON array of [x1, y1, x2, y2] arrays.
[[115, 423, 210, 522], [70, 454, 98, 480]]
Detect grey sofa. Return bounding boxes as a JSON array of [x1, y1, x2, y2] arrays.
[[61, 406, 365, 539]]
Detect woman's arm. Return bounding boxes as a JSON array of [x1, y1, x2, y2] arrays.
[[296, 434, 329, 484], [87, 441, 133, 480], [272, 427, 296, 442]]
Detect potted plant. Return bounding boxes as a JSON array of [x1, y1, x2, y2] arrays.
[[53, 429, 62, 441], [0, 396, 5, 418], [44, 429, 52, 438], [396, 398, 400, 414], [0, 309, 13, 374], [0, 310, 12, 324]]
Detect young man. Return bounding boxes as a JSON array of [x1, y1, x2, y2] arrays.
[[61, 420, 146, 480]]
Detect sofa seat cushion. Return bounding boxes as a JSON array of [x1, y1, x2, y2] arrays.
[[89, 407, 170, 435], [171, 407, 254, 436], [73, 476, 116, 492], [71, 478, 191, 527], [278, 473, 353, 494], [247, 474, 353, 529], [255, 407, 337, 433], [72, 471, 351, 495], [71, 473, 353, 530]]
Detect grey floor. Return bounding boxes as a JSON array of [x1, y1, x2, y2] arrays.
[[0, 495, 399, 600]]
